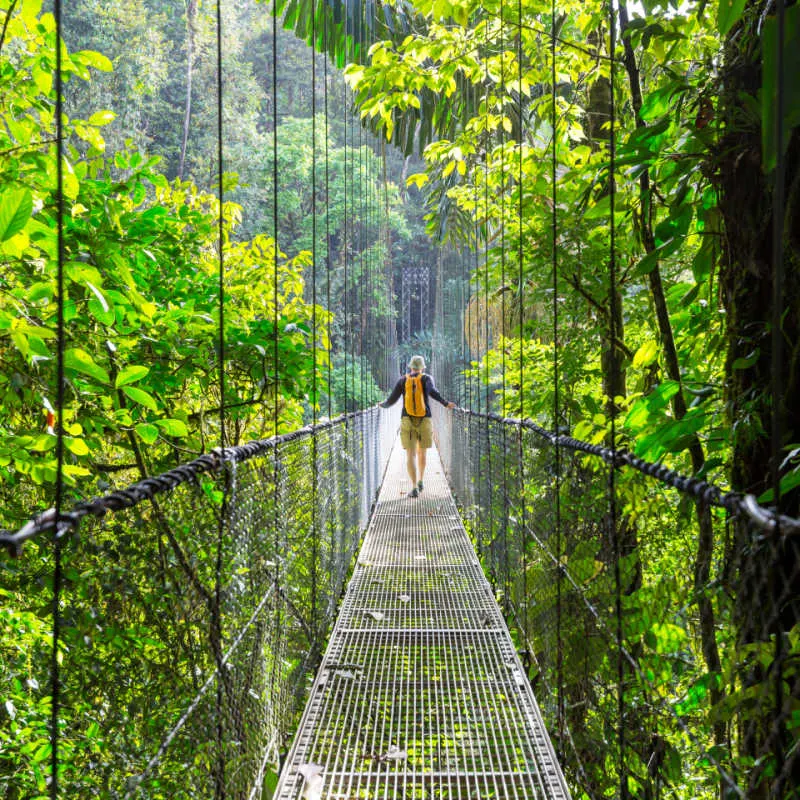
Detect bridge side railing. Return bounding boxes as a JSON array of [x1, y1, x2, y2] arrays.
[[1, 407, 394, 799], [434, 406, 800, 800]]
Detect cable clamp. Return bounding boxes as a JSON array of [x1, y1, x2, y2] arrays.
[[1, 507, 79, 557], [741, 494, 800, 536]]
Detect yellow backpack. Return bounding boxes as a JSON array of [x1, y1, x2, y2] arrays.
[[404, 373, 427, 417]]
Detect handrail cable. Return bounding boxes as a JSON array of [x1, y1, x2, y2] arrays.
[[4, 404, 798, 556], [457, 409, 800, 535]]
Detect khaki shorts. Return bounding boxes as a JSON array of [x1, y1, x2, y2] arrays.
[[400, 415, 433, 449]]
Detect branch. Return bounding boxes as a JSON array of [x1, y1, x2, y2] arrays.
[[565, 274, 633, 360], [0, 0, 19, 55], [0, 138, 58, 158]]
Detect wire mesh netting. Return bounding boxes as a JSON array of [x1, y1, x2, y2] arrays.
[[274, 437, 570, 799], [1, 408, 394, 798], [435, 407, 800, 800]]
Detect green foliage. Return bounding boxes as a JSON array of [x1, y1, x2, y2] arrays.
[[0, 4, 327, 519]]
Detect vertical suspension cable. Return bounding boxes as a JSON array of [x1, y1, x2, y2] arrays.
[[272, 0, 280, 437], [324, 21, 332, 419], [551, 0, 564, 744], [516, 0, 530, 681], [213, 2, 226, 794], [51, 1, 65, 794], [349, 97, 357, 408], [499, 0, 510, 615], [607, 1, 626, 796], [310, 0, 319, 647], [771, 1, 787, 516], [269, 0, 283, 757], [483, 18, 494, 572], [358, 97, 365, 409], [342, 21, 349, 413], [771, 0, 787, 787], [474, 73, 483, 550]]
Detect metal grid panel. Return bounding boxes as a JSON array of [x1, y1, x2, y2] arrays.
[[275, 439, 571, 799]]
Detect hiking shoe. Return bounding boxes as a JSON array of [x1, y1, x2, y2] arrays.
[[408, 487, 419, 499], [417, 481, 424, 493]]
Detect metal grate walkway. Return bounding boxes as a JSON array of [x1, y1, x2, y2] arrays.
[[275, 439, 571, 799]]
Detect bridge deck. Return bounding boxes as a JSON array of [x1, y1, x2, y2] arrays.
[[275, 439, 570, 799]]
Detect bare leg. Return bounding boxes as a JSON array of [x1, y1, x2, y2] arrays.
[[406, 444, 418, 486], [417, 448, 427, 485]]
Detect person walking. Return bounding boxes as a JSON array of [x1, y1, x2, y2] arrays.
[[380, 355, 456, 498]]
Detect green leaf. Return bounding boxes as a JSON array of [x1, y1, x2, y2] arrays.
[[761, 5, 800, 172], [732, 349, 759, 370], [86, 281, 109, 311], [65, 438, 90, 456], [74, 50, 113, 71], [632, 249, 661, 278], [717, 0, 747, 36], [758, 469, 800, 503], [155, 418, 188, 437], [122, 386, 158, 411], [645, 622, 688, 654], [135, 423, 159, 444], [115, 365, 150, 388], [88, 110, 116, 126], [633, 341, 659, 369], [0, 188, 33, 242], [64, 348, 110, 384]]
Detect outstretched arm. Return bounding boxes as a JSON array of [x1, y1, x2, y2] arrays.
[[425, 376, 456, 409], [380, 377, 404, 408]]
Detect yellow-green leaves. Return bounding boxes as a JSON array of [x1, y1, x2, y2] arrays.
[[115, 366, 150, 388], [716, 0, 747, 37], [632, 341, 659, 369], [0, 188, 33, 242], [64, 348, 110, 385]]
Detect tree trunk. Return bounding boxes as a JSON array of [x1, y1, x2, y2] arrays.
[[618, 3, 727, 754], [712, 6, 800, 796]]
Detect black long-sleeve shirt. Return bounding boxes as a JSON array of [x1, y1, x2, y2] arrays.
[[381, 373, 449, 418]]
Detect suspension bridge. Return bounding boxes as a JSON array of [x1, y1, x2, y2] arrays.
[[4, 402, 798, 798], [2, 0, 798, 797]]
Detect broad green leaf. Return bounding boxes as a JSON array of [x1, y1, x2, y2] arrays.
[[88, 297, 115, 326], [122, 386, 158, 411], [65, 438, 90, 456], [115, 365, 150, 388], [155, 418, 188, 437], [0, 188, 33, 242], [88, 110, 116, 126], [64, 348, 110, 384], [645, 622, 688, 654], [135, 423, 159, 444], [633, 341, 659, 369], [86, 281, 109, 312], [758, 469, 800, 503], [74, 50, 113, 71], [717, 0, 747, 36], [632, 249, 661, 277]]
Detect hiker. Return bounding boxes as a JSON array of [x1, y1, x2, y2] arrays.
[[380, 355, 456, 498]]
